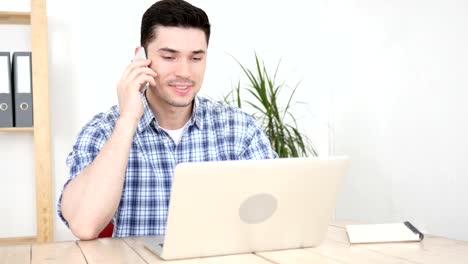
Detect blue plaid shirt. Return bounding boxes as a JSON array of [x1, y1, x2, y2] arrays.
[[58, 95, 277, 237]]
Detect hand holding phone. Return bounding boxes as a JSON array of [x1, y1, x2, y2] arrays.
[[116, 47, 157, 122], [133, 47, 150, 93]]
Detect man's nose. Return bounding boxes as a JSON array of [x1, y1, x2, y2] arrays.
[[175, 59, 190, 78]]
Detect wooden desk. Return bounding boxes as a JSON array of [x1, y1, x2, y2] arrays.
[[2, 222, 468, 263]]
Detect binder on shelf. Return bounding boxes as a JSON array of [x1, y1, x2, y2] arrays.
[[346, 221, 424, 244], [12, 52, 33, 127], [0, 52, 14, 127]]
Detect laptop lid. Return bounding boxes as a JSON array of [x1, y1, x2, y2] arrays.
[[152, 156, 349, 260]]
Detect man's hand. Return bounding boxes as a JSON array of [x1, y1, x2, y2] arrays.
[[117, 57, 157, 122]]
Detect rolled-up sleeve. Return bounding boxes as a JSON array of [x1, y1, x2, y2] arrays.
[[237, 117, 278, 160], [57, 122, 107, 227]]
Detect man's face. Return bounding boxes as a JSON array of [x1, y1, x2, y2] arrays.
[[146, 26, 208, 109]]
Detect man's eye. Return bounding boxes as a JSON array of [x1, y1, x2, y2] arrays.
[[192, 57, 202, 61], [162, 56, 175, 60]]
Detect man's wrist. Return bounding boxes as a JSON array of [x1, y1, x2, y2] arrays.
[[116, 116, 139, 134]]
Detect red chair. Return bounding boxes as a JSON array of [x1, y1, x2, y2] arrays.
[[98, 222, 114, 238]]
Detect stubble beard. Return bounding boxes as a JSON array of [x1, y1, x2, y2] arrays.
[[159, 87, 195, 108], [163, 96, 193, 108]]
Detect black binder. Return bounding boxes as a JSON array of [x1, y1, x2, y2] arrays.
[[0, 52, 14, 127], [12, 52, 33, 127]]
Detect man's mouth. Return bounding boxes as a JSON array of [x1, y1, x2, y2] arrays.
[[168, 79, 195, 95], [170, 83, 193, 95], [172, 85, 190, 90]]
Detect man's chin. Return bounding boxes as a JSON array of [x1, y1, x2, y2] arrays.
[[166, 98, 194, 108], [151, 88, 196, 108]]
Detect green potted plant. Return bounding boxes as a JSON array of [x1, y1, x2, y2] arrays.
[[225, 53, 318, 158]]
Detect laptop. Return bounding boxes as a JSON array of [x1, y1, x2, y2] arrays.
[[144, 156, 349, 260]]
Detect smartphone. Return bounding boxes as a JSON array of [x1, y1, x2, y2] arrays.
[[133, 46, 147, 61], [133, 47, 149, 93]]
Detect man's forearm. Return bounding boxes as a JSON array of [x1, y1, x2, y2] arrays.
[[61, 117, 138, 239]]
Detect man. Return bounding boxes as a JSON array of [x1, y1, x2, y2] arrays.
[[58, 0, 277, 240]]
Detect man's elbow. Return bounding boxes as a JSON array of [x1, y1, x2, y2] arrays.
[[69, 221, 101, 240]]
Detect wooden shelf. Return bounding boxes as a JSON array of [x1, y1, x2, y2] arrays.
[[31, 0, 53, 242], [0, 0, 52, 243], [0, 11, 30, 25], [0, 127, 34, 132]]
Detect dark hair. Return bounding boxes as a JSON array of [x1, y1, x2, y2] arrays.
[[140, 0, 211, 49]]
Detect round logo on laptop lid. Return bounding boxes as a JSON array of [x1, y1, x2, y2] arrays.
[[239, 193, 277, 224]]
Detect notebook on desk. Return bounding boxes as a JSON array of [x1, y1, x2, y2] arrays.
[[346, 221, 424, 244], [143, 156, 350, 260]]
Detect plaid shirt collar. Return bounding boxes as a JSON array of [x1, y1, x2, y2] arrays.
[[137, 93, 204, 133]]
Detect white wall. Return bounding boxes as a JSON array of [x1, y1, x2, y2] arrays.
[[331, 0, 468, 241], [1, 0, 467, 242]]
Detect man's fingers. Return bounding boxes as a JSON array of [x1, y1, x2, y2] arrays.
[[133, 58, 151, 66], [126, 67, 157, 88], [146, 75, 157, 87], [137, 75, 157, 89], [121, 59, 152, 81], [121, 70, 157, 93], [124, 63, 157, 84], [141, 67, 158, 78]]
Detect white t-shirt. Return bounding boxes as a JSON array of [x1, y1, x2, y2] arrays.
[[160, 120, 190, 145]]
